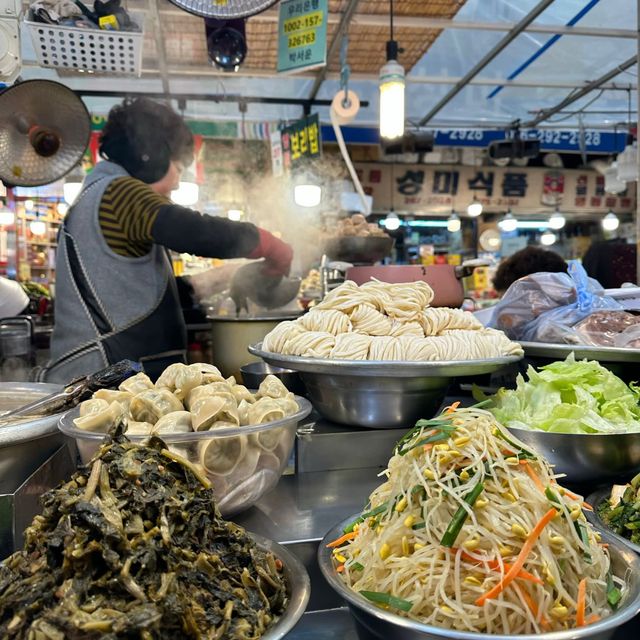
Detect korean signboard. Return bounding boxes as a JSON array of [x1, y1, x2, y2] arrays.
[[277, 0, 328, 73], [281, 114, 322, 171], [354, 163, 636, 214]]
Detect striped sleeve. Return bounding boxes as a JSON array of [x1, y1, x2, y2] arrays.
[[99, 177, 169, 257]]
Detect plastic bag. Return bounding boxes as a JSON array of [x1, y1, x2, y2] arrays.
[[488, 261, 624, 343]]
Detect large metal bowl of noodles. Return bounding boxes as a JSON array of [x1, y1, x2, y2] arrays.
[[318, 515, 640, 640], [58, 395, 312, 517], [255, 533, 311, 640], [249, 342, 521, 429]]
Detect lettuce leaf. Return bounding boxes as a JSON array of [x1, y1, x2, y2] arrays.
[[488, 354, 640, 434]]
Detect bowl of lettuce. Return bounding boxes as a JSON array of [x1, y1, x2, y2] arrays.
[[484, 354, 640, 483]]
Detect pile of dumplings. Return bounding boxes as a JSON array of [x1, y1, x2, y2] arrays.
[[73, 363, 301, 515], [263, 280, 523, 361]]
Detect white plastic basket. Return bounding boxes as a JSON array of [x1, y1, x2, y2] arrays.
[[24, 12, 144, 76]]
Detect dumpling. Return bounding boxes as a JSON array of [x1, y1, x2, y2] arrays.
[[93, 389, 134, 411], [190, 394, 239, 431], [152, 411, 193, 435], [237, 399, 251, 425], [126, 421, 154, 436], [78, 398, 109, 417], [199, 364, 226, 384], [129, 389, 184, 424], [119, 372, 154, 395], [248, 397, 287, 425], [257, 374, 289, 400], [155, 363, 187, 390], [199, 433, 248, 475], [186, 383, 234, 410], [230, 383, 255, 404], [74, 400, 124, 433], [174, 365, 205, 401], [253, 425, 286, 452]]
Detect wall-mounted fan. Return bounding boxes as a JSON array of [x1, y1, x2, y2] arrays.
[[167, 0, 279, 19], [0, 80, 91, 187]]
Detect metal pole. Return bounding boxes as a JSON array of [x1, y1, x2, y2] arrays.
[[417, 0, 557, 126], [307, 0, 362, 101], [147, 0, 170, 96], [524, 55, 638, 127]]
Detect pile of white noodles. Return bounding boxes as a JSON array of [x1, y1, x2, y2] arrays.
[[263, 280, 522, 361], [330, 406, 618, 634]]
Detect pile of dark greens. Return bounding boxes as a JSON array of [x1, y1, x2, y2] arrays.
[[0, 424, 287, 639], [598, 472, 640, 546]]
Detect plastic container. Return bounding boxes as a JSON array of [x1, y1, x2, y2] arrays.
[[24, 13, 144, 76], [58, 395, 312, 516]]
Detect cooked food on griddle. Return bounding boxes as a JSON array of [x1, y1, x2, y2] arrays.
[[0, 425, 288, 639]]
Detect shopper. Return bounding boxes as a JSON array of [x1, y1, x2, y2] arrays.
[[44, 98, 293, 383], [493, 246, 568, 295], [582, 239, 637, 288]]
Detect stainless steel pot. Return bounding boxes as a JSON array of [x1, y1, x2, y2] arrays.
[[209, 313, 301, 380], [0, 382, 66, 485]]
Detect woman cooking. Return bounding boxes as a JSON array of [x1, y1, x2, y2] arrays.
[[43, 97, 293, 383]]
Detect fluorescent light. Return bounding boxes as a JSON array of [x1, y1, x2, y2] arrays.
[[447, 213, 461, 233], [498, 212, 518, 232], [294, 184, 322, 208], [602, 211, 619, 231], [540, 231, 557, 246], [29, 220, 47, 236], [548, 210, 566, 230], [171, 181, 199, 206], [227, 208, 244, 221], [24, 199, 34, 211], [467, 199, 483, 217], [0, 207, 15, 226], [379, 59, 405, 140], [56, 202, 69, 217], [63, 180, 82, 205], [405, 220, 449, 228], [383, 211, 401, 230]]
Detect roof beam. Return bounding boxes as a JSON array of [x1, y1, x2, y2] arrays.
[[307, 0, 362, 101], [418, 0, 557, 126], [524, 55, 638, 126]]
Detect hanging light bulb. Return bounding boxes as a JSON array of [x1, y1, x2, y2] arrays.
[[548, 208, 566, 230], [602, 211, 620, 231], [29, 219, 47, 236], [383, 211, 401, 230], [447, 212, 461, 233], [56, 202, 69, 217], [540, 231, 557, 246], [171, 162, 200, 207], [466, 197, 483, 217], [0, 203, 15, 226], [498, 212, 518, 232], [227, 208, 244, 221], [379, 2, 404, 140], [294, 184, 322, 208]]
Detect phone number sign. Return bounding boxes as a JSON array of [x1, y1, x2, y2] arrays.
[[277, 0, 327, 73]]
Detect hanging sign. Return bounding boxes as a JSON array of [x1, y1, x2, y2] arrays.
[[270, 129, 284, 177], [277, 0, 328, 74], [354, 163, 636, 214], [281, 114, 322, 171]]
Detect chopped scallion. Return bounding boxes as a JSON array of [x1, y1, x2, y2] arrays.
[[440, 482, 484, 547], [360, 590, 413, 612]]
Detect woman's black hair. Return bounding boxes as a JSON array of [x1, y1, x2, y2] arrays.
[[493, 246, 568, 292], [99, 98, 194, 183]]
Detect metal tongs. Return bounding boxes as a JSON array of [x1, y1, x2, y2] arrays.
[[0, 360, 141, 422]]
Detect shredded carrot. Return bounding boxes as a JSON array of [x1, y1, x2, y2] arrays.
[[326, 531, 357, 548], [475, 508, 558, 606], [423, 443, 434, 453], [576, 578, 587, 627], [585, 614, 601, 625], [514, 583, 549, 629], [600, 543, 609, 549], [445, 401, 461, 414], [521, 461, 546, 493], [336, 564, 345, 573], [457, 550, 543, 585], [561, 488, 594, 511], [581, 502, 594, 511]]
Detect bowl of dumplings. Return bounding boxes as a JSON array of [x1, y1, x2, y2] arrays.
[[58, 363, 312, 516]]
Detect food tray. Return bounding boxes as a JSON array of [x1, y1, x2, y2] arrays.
[[253, 533, 311, 640], [521, 341, 640, 363], [587, 488, 640, 556], [249, 343, 522, 378], [25, 13, 144, 76]]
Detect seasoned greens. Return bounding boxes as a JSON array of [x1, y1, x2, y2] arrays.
[[598, 473, 640, 546], [0, 425, 287, 639]]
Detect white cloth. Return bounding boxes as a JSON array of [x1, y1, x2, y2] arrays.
[[0, 278, 29, 317]]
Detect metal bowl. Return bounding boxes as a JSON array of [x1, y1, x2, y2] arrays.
[[255, 533, 311, 640], [586, 488, 640, 556], [318, 515, 640, 640], [240, 361, 306, 397], [58, 395, 312, 517], [324, 236, 394, 263], [505, 426, 640, 485], [249, 343, 521, 429]]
